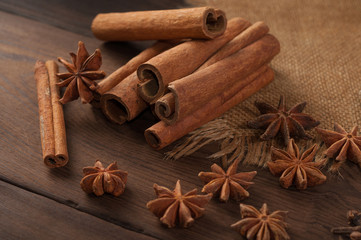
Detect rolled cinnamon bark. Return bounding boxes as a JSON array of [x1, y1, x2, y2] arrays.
[[35, 60, 68, 167], [101, 72, 147, 124], [145, 66, 274, 150], [156, 34, 280, 125], [91, 7, 227, 41], [97, 41, 178, 95], [137, 18, 251, 103], [99, 41, 178, 124], [198, 21, 269, 70]]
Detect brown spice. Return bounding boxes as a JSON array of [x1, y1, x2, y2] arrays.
[[99, 41, 178, 124], [332, 209, 361, 239], [231, 203, 289, 240], [268, 139, 326, 190], [315, 123, 361, 172], [198, 159, 256, 202], [248, 95, 320, 145], [34, 60, 68, 168], [80, 160, 128, 197], [145, 65, 275, 150], [91, 7, 227, 41], [146, 180, 212, 228], [97, 41, 178, 96], [57, 41, 105, 104], [137, 18, 251, 103], [349, 210, 361, 226], [155, 34, 279, 125]]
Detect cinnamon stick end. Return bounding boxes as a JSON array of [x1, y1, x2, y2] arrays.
[[100, 94, 128, 125], [202, 8, 227, 39], [137, 64, 163, 103], [44, 154, 68, 168], [144, 129, 162, 150]]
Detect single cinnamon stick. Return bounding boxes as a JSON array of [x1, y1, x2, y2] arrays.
[[91, 7, 227, 41], [97, 41, 178, 95], [35, 60, 68, 167], [99, 41, 178, 124], [198, 21, 269, 70], [101, 72, 147, 124], [137, 18, 251, 103], [145, 66, 274, 150], [156, 34, 280, 125]]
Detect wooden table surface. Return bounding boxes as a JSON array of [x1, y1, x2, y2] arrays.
[[1, 1, 361, 239]]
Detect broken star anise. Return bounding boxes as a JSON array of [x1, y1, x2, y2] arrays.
[[146, 180, 212, 228], [316, 123, 361, 172], [231, 203, 290, 240], [57, 41, 105, 104], [80, 160, 128, 197], [198, 159, 257, 202], [248, 95, 320, 145], [268, 139, 326, 190]]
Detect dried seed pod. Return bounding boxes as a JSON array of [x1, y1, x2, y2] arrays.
[[80, 160, 128, 197]]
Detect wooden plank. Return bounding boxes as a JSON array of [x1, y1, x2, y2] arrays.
[[0, 0, 185, 37], [0, 7, 360, 240], [0, 180, 156, 240]]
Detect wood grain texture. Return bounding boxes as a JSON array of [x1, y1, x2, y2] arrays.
[[0, 180, 155, 240], [0, 0, 360, 239]]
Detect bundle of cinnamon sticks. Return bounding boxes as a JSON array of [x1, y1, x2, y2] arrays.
[[35, 7, 280, 168], [93, 7, 280, 150]]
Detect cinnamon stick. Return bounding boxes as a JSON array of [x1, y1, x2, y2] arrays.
[[145, 66, 274, 150], [91, 7, 227, 41], [155, 34, 280, 125], [154, 21, 268, 121], [101, 72, 147, 124], [198, 21, 269, 70], [137, 18, 251, 103], [35, 60, 68, 167], [99, 41, 177, 124], [97, 41, 178, 95]]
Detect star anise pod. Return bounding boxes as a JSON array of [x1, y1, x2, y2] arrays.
[[146, 180, 212, 228], [57, 41, 105, 104], [248, 95, 320, 145], [80, 160, 128, 197], [332, 209, 361, 240], [198, 159, 257, 202], [315, 123, 361, 171], [349, 210, 361, 226], [268, 138, 326, 190], [231, 203, 290, 240]]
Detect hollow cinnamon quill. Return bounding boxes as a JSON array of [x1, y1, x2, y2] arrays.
[[97, 41, 178, 96], [145, 66, 274, 150], [92, 7, 227, 41], [101, 72, 146, 124], [156, 34, 280, 125], [99, 41, 178, 124], [35, 60, 68, 167], [137, 17, 251, 103]]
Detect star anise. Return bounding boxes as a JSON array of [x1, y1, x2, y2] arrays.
[[267, 138, 326, 190], [231, 203, 290, 240], [332, 209, 361, 240], [198, 159, 257, 202], [57, 41, 105, 104], [248, 95, 320, 145], [316, 123, 361, 172], [80, 160, 128, 197], [146, 180, 212, 228]]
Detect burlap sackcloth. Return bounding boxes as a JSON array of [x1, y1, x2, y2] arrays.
[[168, 0, 361, 169]]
